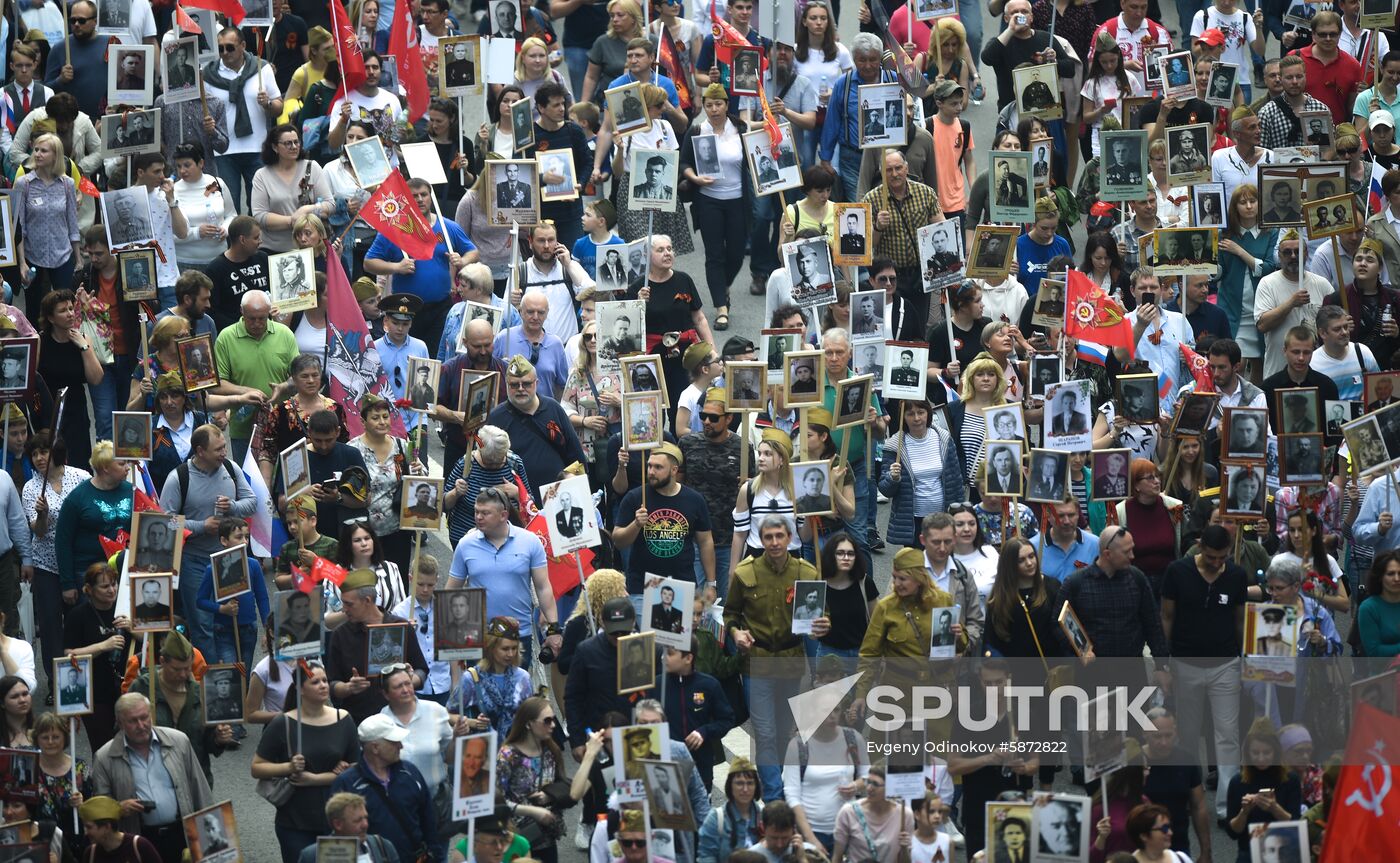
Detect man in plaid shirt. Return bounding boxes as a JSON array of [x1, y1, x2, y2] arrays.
[[1258, 54, 1332, 148], [1061, 525, 1171, 679]]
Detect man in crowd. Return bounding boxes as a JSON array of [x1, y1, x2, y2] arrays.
[[1087, 0, 1171, 92], [156, 271, 218, 340], [1296, 10, 1363, 122], [330, 716, 442, 863], [1262, 325, 1341, 429], [614, 442, 717, 598], [981, 0, 1079, 112], [1041, 500, 1100, 581], [1111, 194, 1161, 276], [515, 220, 593, 343], [1258, 55, 1332, 149], [1168, 274, 1232, 343], [1255, 230, 1331, 379], [485, 355, 584, 498], [679, 388, 752, 599], [1118, 268, 1192, 417], [864, 150, 942, 324], [213, 290, 296, 461], [493, 294, 570, 399], [917, 514, 985, 646], [818, 33, 898, 205], [204, 216, 270, 332], [1212, 106, 1275, 207], [207, 27, 282, 211], [327, 569, 430, 722], [1310, 304, 1380, 400], [374, 294, 431, 434], [44, 0, 108, 118], [127, 631, 236, 785], [1143, 707, 1215, 859], [434, 318, 508, 474]]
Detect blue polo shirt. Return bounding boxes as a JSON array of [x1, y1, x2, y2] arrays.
[[1040, 529, 1100, 583], [606, 71, 680, 108], [364, 217, 475, 304], [373, 332, 430, 430], [448, 525, 548, 623]]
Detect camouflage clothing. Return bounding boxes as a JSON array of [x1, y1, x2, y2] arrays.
[[679, 431, 752, 544]]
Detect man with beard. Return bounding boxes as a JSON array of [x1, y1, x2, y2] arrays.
[[1258, 55, 1331, 150], [486, 355, 586, 501], [434, 318, 508, 474], [1255, 230, 1331, 378], [614, 442, 716, 597]]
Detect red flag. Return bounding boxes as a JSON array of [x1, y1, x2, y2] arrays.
[[174, 4, 202, 33], [78, 177, 100, 198], [1064, 269, 1135, 359], [709, 5, 758, 70], [657, 26, 692, 111], [181, 0, 245, 26], [312, 556, 347, 587], [290, 563, 317, 594], [525, 513, 596, 600], [360, 171, 440, 260], [98, 530, 130, 561], [327, 0, 367, 93], [1180, 343, 1214, 393], [1321, 704, 1400, 863], [324, 245, 405, 438], [388, 0, 429, 122], [757, 82, 783, 160], [133, 489, 161, 513]]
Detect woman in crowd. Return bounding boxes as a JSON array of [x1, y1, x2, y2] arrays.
[[1275, 508, 1349, 614], [779, 167, 838, 243], [648, 0, 702, 69], [324, 119, 375, 275], [426, 99, 471, 219], [985, 537, 1067, 659], [813, 532, 878, 660], [558, 569, 627, 675], [147, 373, 207, 494], [1279, 724, 1323, 808], [831, 766, 915, 863], [936, 283, 991, 376], [819, 282, 854, 335], [1337, 123, 1370, 198], [861, 548, 960, 659], [952, 354, 1010, 492], [1226, 719, 1303, 863], [1115, 459, 1181, 594], [244, 627, 296, 725], [512, 37, 571, 109], [252, 660, 359, 863], [282, 26, 333, 113], [350, 0, 387, 52], [630, 234, 714, 404], [1359, 550, 1400, 657], [476, 85, 526, 166], [1089, 756, 1148, 862], [438, 262, 521, 362], [697, 757, 763, 863], [250, 123, 332, 253], [1146, 139, 1189, 228], [22, 429, 87, 703], [54, 444, 132, 601], [452, 617, 534, 739], [800, 409, 857, 557], [172, 142, 237, 269], [580, 0, 645, 104], [497, 695, 606, 863], [730, 430, 800, 580], [1125, 803, 1178, 863], [561, 319, 618, 481], [793, 0, 851, 152], [1218, 183, 1278, 373], [255, 354, 348, 488], [380, 664, 455, 824], [12, 132, 79, 314], [38, 290, 101, 470], [1079, 231, 1128, 298], [680, 84, 749, 332], [1078, 34, 1138, 161], [615, 85, 692, 251], [455, 169, 517, 294], [444, 426, 528, 546], [330, 523, 407, 625], [950, 503, 998, 602], [879, 398, 964, 549], [918, 18, 973, 119], [0, 676, 33, 747], [126, 316, 192, 409], [980, 322, 1027, 403], [60, 563, 128, 751], [349, 394, 422, 573], [34, 711, 87, 833], [1162, 434, 1217, 515], [781, 673, 869, 854]]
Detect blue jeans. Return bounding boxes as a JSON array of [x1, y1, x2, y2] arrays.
[[23, 256, 75, 322], [177, 555, 215, 659], [693, 544, 732, 600], [274, 825, 321, 863], [837, 145, 863, 203], [745, 674, 796, 801], [91, 353, 136, 440], [848, 459, 872, 545], [957, 0, 983, 73], [216, 152, 263, 213], [1176, 0, 1204, 42], [564, 46, 591, 102], [749, 194, 781, 281], [212, 622, 257, 670]]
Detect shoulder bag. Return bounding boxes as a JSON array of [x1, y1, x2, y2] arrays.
[[255, 714, 297, 806]]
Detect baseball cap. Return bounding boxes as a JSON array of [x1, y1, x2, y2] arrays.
[[1195, 27, 1225, 46], [602, 597, 635, 634], [358, 714, 410, 743], [721, 335, 756, 358], [1373, 109, 1396, 130], [932, 79, 964, 100]]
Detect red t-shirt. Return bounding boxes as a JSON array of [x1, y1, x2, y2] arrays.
[[1297, 45, 1364, 124]]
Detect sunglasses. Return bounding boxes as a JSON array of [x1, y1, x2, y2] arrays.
[[699, 412, 724, 422], [536, 715, 557, 725], [380, 662, 412, 676], [619, 840, 647, 849], [1337, 147, 1359, 156], [219, 43, 240, 53], [70, 15, 93, 23]]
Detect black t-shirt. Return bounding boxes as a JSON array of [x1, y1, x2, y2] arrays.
[[270, 15, 309, 91], [256, 711, 360, 832], [1261, 368, 1341, 435], [530, 121, 590, 223], [205, 251, 271, 331], [616, 484, 713, 593], [819, 577, 879, 650], [1143, 748, 1204, 854], [1160, 556, 1248, 658], [1140, 98, 1215, 130], [952, 709, 1035, 857], [604, 430, 678, 522], [554, 0, 609, 48], [305, 443, 369, 536], [628, 272, 702, 335], [928, 316, 989, 370], [63, 600, 123, 703]]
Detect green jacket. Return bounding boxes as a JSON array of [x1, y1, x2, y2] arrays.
[[724, 552, 817, 662]]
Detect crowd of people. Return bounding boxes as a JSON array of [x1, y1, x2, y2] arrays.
[[0, 0, 1394, 861]]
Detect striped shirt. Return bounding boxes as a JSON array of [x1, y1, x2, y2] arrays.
[[732, 481, 801, 552], [960, 411, 987, 483], [901, 429, 947, 517], [444, 451, 528, 547]]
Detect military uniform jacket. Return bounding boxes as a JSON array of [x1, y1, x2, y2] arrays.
[[724, 552, 817, 659]]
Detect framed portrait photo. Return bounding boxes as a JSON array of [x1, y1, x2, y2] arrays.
[[1059, 600, 1094, 657], [1203, 61, 1239, 108], [279, 438, 312, 500], [399, 476, 445, 530], [743, 121, 802, 197], [460, 370, 498, 433], [1090, 448, 1132, 502], [1173, 390, 1220, 436], [616, 631, 656, 695], [967, 224, 1019, 280], [113, 412, 152, 461], [108, 44, 155, 107], [161, 37, 201, 104], [102, 187, 155, 250], [1028, 353, 1060, 398], [1305, 191, 1358, 239], [605, 81, 652, 138], [52, 656, 93, 717], [1154, 227, 1218, 276], [1222, 462, 1268, 517], [729, 46, 762, 96], [268, 247, 317, 314], [538, 149, 579, 202], [273, 589, 323, 660], [509, 98, 535, 153], [130, 572, 175, 632], [640, 759, 697, 832], [211, 543, 250, 602], [130, 513, 183, 576], [1223, 407, 1270, 461], [438, 35, 480, 94], [1029, 136, 1052, 190], [1300, 109, 1334, 152], [201, 664, 245, 726], [1325, 399, 1361, 438], [1117, 373, 1159, 424], [0, 336, 36, 398], [621, 354, 667, 402], [622, 392, 664, 450], [1031, 278, 1065, 330], [857, 82, 908, 148], [1279, 433, 1326, 485], [985, 802, 1035, 863], [981, 439, 1023, 498], [1158, 50, 1196, 100], [761, 327, 804, 384], [1122, 95, 1153, 131], [0, 194, 14, 269], [1043, 380, 1093, 452], [101, 107, 162, 159], [365, 622, 409, 677], [848, 289, 885, 343], [835, 374, 873, 428], [1143, 42, 1170, 88], [1013, 62, 1062, 120], [1259, 167, 1305, 226], [918, 218, 963, 293], [725, 361, 765, 412], [988, 152, 1035, 224], [882, 341, 928, 400], [1276, 387, 1321, 434], [406, 356, 441, 412], [435, 588, 487, 661], [783, 349, 824, 407], [486, 159, 540, 226], [915, 0, 959, 19], [691, 132, 721, 178], [1343, 413, 1393, 475], [1032, 792, 1092, 863], [792, 460, 835, 516], [543, 473, 600, 553], [834, 203, 873, 267], [1360, 0, 1394, 27], [1025, 448, 1071, 504], [1099, 129, 1149, 202], [117, 248, 158, 302], [176, 333, 220, 393], [783, 237, 836, 308], [1165, 123, 1212, 185], [983, 403, 1026, 443], [183, 801, 239, 863], [640, 575, 695, 648], [627, 147, 680, 213], [1192, 182, 1227, 228], [451, 731, 498, 820], [346, 135, 392, 188]]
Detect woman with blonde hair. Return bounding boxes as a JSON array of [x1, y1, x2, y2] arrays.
[[11, 131, 79, 313], [860, 546, 961, 659], [730, 429, 801, 581], [349, 0, 387, 53], [282, 26, 334, 117], [1218, 182, 1278, 376], [560, 319, 618, 475], [954, 353, 1009, 489], [614, 83, 693, 251], [1146, 138, 1189, 227], [54, 447, 133, 623], [510, 36, 571, 111], [680, 82, 748, 331], [918, 18, 973, 116], [455, 159, 517, 296], [451, 616, 534, 739], [580, 0, 644, 103]]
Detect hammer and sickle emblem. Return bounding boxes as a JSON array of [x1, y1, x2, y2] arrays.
[[1345, 749, 1393, 815]]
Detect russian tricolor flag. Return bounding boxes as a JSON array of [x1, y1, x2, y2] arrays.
[[1076, 340, 1110, 366], [1370, 160, 1387, 217], [241, 442, 287, 558]]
